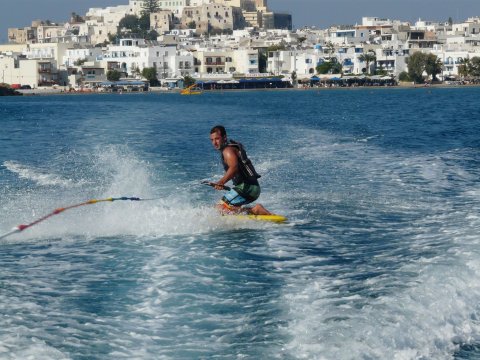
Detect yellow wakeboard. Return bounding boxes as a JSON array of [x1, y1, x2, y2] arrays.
[[231, 214, 287, 223]]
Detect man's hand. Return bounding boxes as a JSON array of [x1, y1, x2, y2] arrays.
[[214, 182, 226, 190], [201, 181, 231, 191]]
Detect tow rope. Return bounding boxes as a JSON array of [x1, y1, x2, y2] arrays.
[[0, 196, 158, 241]]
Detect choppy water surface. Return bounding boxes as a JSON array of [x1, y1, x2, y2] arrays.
[[1, 88, 480, 359]]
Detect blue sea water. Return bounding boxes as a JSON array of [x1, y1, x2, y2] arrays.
[[1, 87, 480, 359]]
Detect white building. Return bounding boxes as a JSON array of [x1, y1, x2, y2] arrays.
[[23, 42, 70, 66], [62, 46, 104, 67], [101, 38, 194, 79], [0, 53, 59, 87], [84, 5, 133, 44], [157, 0, 191, 16], [231, 48, 259, 74], [267, 48, 322, 76]]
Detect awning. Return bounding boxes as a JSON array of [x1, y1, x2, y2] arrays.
[[116, 81, 147, 86], [239, 78, 283, 83]]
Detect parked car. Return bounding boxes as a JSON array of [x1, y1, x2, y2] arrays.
[[20, 85, 32, 89]]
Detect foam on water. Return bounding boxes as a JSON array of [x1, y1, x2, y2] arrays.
[[2, 90, 480, 359], [1, 145, 283, 359], [270, 128, 480, 359], [3, 160, 85, 188], [1, 145, 270, 245]]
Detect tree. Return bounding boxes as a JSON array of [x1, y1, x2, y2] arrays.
[[358, 51, 376, 75], [398, 71, 410, 82], [74, 58, 86, 66], [468, 56, 480, 77], [187, 21, 196, 29], [145, 29, 159, 40], [266, 44, 286, 52], [457, 58, 470, 78], [406, 52, 427, 84], [138, 14, 151, 32], [316, 60, 342, 74], [291, 70, 297, 86], [324, 41, 336, 60], [183, 74, 196, 88], [70, 12, 83, 23], [424, 54, 443, 81], [107, 69, 122, 81], [117, 14, 152, 39], [142, 67, 159, 86], [119, 15, 139, 32], [258, 51, 268, 73], [141, 0, 160, 16]]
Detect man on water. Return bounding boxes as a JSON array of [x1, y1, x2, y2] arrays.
[[209, 125, 271, 215]]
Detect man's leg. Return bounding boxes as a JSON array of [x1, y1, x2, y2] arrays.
[[250, 204, 271, 215], [216, 201, 242, 214]]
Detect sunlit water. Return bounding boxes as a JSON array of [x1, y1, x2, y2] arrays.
[[1, 88, 480, 359]]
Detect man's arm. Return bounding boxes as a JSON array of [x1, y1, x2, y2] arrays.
[[215, 147, 239, 189]]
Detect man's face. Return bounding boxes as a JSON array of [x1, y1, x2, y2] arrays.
[[210, 130, 226, 150]]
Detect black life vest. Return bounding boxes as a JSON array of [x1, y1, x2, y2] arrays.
[[221, 139, 261, 185]]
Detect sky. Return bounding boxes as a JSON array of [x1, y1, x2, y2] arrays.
[[1, 0, 480, 43]]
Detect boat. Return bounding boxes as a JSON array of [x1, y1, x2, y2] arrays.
[[181, 84, 203, 95]]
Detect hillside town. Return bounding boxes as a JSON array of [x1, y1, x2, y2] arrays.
[[1, 0, 480, 92]]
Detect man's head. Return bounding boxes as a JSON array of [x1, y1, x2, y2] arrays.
[[210, 125, 227, 150]]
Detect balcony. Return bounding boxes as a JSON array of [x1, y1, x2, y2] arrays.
[[107, 62, 121, 70], [205, 61, 225, 66]]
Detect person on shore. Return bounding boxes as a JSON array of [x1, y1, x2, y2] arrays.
[[209, 125, 271, 215]]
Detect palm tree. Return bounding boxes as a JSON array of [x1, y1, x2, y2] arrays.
[[324, 41, 336, 61], [457, 58, 470, 79], [359, 51, 376, 75], [424, 54, 444, 81]]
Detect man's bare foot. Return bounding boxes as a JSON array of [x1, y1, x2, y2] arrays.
[[250, 204, 272, 215]]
